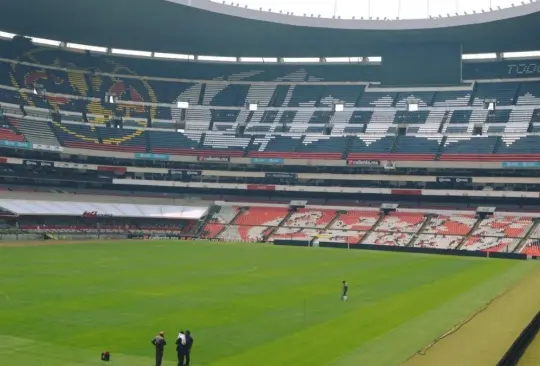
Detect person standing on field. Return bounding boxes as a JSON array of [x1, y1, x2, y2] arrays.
[[176, 331, 187, 366], [151, 331, 167, 366], [185, 330, 194, 366]]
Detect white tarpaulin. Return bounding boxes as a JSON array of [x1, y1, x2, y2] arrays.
[[0, 199, 208, 219]]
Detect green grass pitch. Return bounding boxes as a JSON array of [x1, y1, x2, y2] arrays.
[[0, 240, 536, 366]]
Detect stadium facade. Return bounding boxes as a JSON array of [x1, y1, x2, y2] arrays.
[[0, 0, 538, 257]]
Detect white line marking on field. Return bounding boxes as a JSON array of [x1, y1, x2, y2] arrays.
[[1, 292, 10, 301]]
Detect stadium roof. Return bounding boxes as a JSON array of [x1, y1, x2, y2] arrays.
[[1, 0, 540, 57]]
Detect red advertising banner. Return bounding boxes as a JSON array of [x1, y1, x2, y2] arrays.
[[247, 184, 276, 191]]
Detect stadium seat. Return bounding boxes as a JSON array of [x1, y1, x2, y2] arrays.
[[421, 215, 477, 236], [283, 209, 338, 229], [412, 235, 463, 249], [374, 212, 426, 233], [461, 236, 521, 253], [471, 216, 533, 238], [330, 210, 380, 231], [233, 207, 289, 226]]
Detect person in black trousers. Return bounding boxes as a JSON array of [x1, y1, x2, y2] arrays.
[[176, 331, 187, 366], [185, 331, 194, 366], [151, 331, 167, 366]]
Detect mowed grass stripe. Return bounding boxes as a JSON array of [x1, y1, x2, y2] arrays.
[[0, 241, 534, 366]]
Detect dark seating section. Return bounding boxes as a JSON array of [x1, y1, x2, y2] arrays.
[[440, 136, 499, 159], [357, 92, 396, 108], [395, 92, 434, 108], [349, 111, 373, 124], [432, 90, 471, 107], [149, 130, 202, 155], [288, 85, 325, 107], [496, 136, 540, 154], [486, 109, 512, 123], [319, 85, 363, 107], [393, 111, 430, 124], [207, 84, 250, 107], [449, 110, 472, 124], [393, 136, 441, 154], [472, 82, 519, 107], [517, 82, 540, 106]]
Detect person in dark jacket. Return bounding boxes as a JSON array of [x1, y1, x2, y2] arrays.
[[176, 331, 187, 366], [185, 330, 194, 366], [151, 331, 167, 366]]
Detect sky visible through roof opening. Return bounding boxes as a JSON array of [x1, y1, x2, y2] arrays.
[[213, 0, 532, 19]]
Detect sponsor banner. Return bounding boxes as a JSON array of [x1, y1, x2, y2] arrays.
[[23, 159, 53, 168], [247, 184, 276, 191], [170, 169, 202, 180], [82, 211, 113, 218], [251, 157, 284, 165], [56, 162, 92, 170], [98, 165, 127, 174], [135, 153, 170, 161], [265, 172, 298, 180], [197, 156, 230, 163], [347, 159, 381, 166], [436, 176, 472, 184], [502, 162, 540, 169], [32, 144, 63, 152], [0, 157, 6, 163], [0, 140, 31, 149]]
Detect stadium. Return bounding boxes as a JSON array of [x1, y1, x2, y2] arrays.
[[0, 0, 539, 364]]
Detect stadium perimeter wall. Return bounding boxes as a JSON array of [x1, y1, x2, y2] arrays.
[[273, 240, 540, 261]]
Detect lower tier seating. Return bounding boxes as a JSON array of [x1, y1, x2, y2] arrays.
[[471, 216, 533, 238], [233, 207, 289, 226], [374, 212, 426, 233], [461, 237, 521, 252], [520, 239, 540, 256], [422, 215, 477, 235], [412, 235, 464, 249], [330, 210, 380, 231], [218, 225, 271, 242], [361, 232, 413, 246], [283, 209, 337, 229]]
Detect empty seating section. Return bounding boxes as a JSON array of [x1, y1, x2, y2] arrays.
[[270, 228, 364, 244], [209, 206, 239, 224], [331, 210, 380, 231], [412, 235, 463, 249], [422, 215, 477, 235], [496, 136, 540, 154], [393, 111, 430, 124], [95, 127, 147, 152], [201, 133, 250, 156], [348, 135, 394, 154], [392, 136, 441, 155], [288, 85, 325, 107], [357, 92, 396, 108], [201, 223, 224, 239], [461, 237, 520, 252], [233, 207, 289, 226], [432, 90, 471, 107], [449, 110, 472, 124], [248, 135, 302, 157], [395, 92, 434, 108], [149, 130, 201, 154], [362, 232, 413, 246], [375, 212, 426, 233], [211, 109, 239, 123], [0, 119, 25, 142], [207, 84, 249, 107], [517, 82, 540, 105], [308, 111, 333, 124], [520, 239, 540, 256], [471, 216, 532, 238], [283, 209, 337, 228], [319, 85, 362, 107], [219, 225, 270, 241], [295, 136, 349, 158], [441, 136, 499, 159], [473, 83, 519, 107]]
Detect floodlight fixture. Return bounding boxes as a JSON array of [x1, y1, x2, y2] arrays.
[[177, 101, 189, 109], [333, 103, 344, 112]]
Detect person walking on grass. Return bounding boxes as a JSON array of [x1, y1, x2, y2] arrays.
[[176, 331, 187, 366], [185, 330, 194, 366], [151, 331, 167, 366]]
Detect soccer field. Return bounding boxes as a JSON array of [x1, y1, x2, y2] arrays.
[[0, 240, 536, 366]]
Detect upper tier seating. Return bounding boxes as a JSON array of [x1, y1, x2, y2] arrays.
[[149, 130, 202, 155], [233, 207, 289, 226], [471, 216, 533, 238], [432, 90, 471, 107], [472, 83, 519, 107], [374, 212, 426, 233], [319, 85, 363, 107], [412, 235, 463, 250], [283, 209, 337, 229], [357, 92, 396, 108], [496, 136, 540, 154], [461, 237, 521, 253], [330, 210, 380, 231], [287, 85, 325, 107], [421, 215, 477, 236], [516, 81, 540, 105]]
